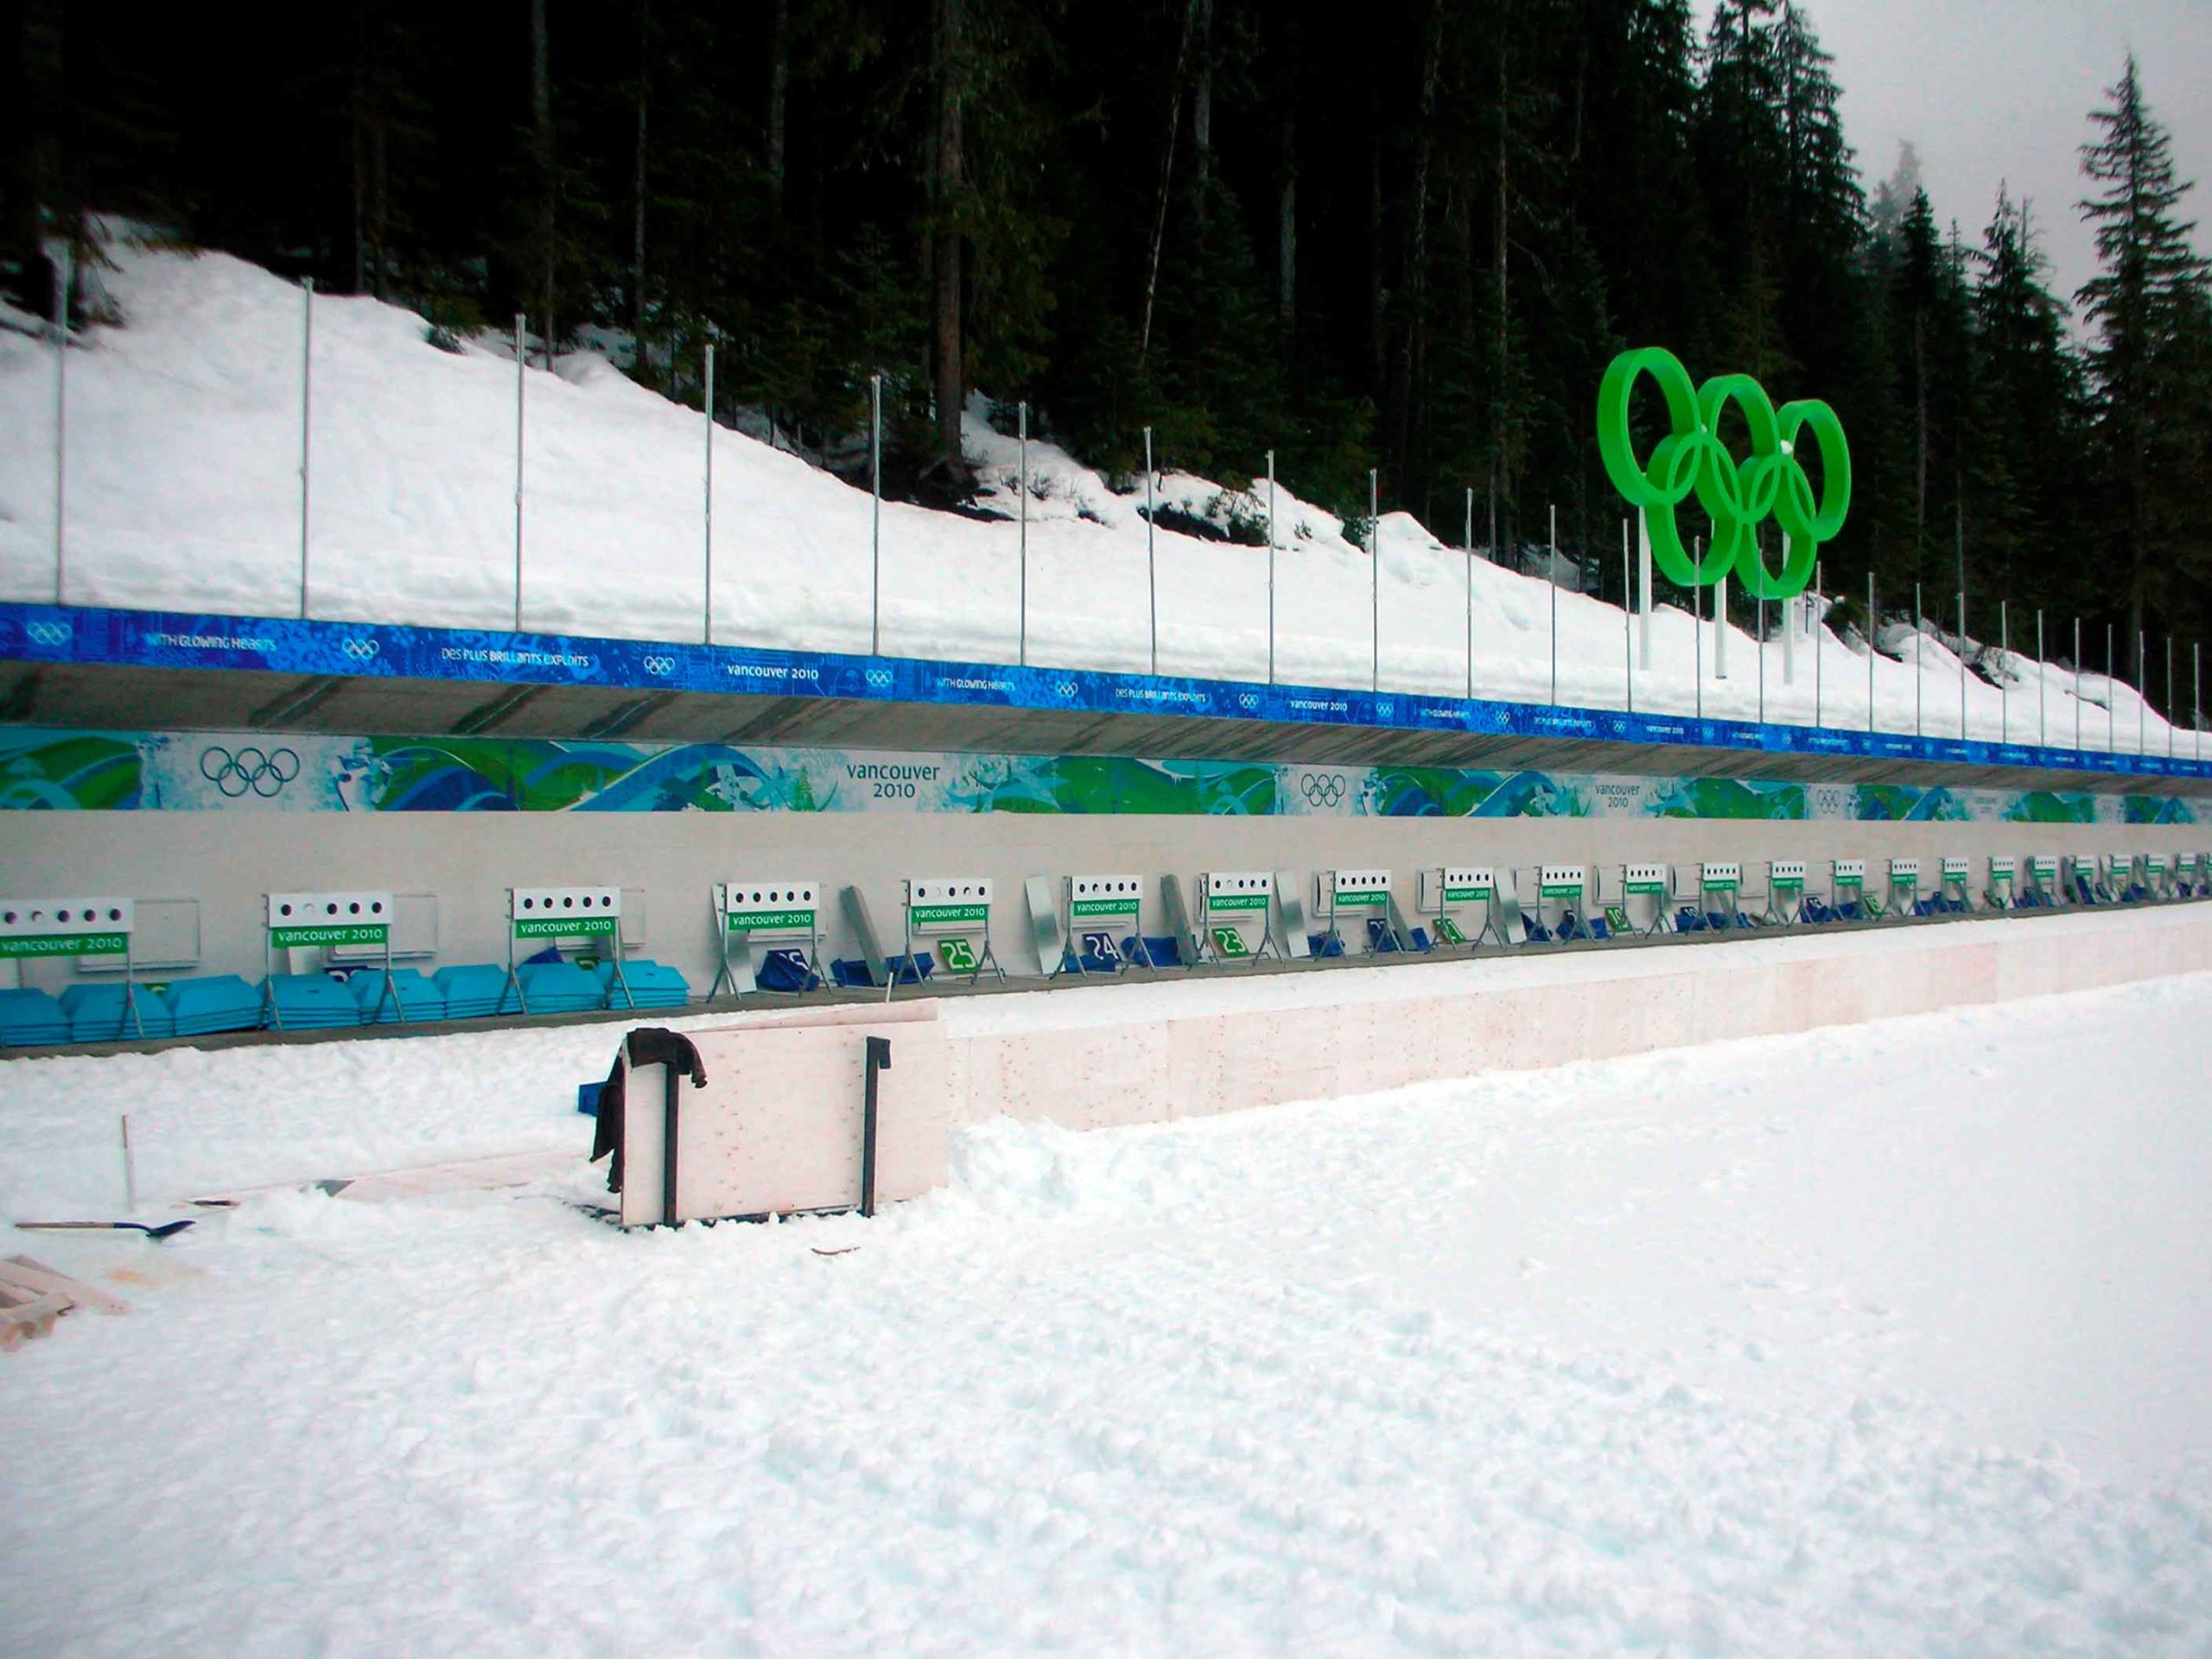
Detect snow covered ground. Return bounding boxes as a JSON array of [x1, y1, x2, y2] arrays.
[[1, 232, 2193, 753], [5, 969, 2211, 1654]]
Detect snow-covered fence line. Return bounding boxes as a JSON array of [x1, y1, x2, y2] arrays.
[[603, 904, 2212, 1226]]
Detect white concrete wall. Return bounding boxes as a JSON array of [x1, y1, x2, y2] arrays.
[[624, 906, 2212, 1223], [2, 805, 2204, 997]]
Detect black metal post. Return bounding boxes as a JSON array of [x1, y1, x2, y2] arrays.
[[861, 1035, 891, 1217]]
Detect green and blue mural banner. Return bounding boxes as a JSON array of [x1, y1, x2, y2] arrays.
[[0, 728, 2195, 825]]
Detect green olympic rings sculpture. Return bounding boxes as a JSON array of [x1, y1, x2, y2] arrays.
[[1596, 346, 1850, 601]]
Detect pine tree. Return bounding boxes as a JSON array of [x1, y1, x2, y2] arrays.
[[2077, 56, 2212, 677]]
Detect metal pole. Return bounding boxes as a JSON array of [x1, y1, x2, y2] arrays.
[[53, 239, 69, 602], [1637, 507, 1652, 667], [513, 313, 525, 632], [1268, 451, 1278, 685], [299, 277, 314, 618], [1713, 571, 1729, 678], [2166, 635, 2174, 761], [1868, 571, 1877, 734], [1757, 593, 1766, 724], [1914, 582, 1923, 739], [1370, 467, 1380, 693], [1144, 425, 1157, 676], [2196, 642, 2202, 763], [1999, 601, 2008, 745], [1814, 559, 1823, 728], [2138, 629, 2145, 755], [1958, 591, 1967, 740], [1622, 520, 1632, 713], [1465, 487, 1475, 702], [1694, 539, 1704, 720], [1548, 502, 1558, 705], [2075, 618, 2082, 753], [2037, 610, 2044, 747], [870, 372, 883, 655], [1017, 401, 1028, 666], [2107, 622, 2115, 753], [703, 342, 715, 644]]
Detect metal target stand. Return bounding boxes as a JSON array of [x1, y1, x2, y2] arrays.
[[1195, 872, 1279, 966], [264, 891, 397, 1027], [710, 881, 822, 996], [505, 886, 629, 1013], [0, 897, 143, 1039], [1058, 874, 1147, 976], [899, 878, 1005, 998]]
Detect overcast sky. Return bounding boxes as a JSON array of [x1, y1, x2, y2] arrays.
[[1693, 0, 2212, 322]]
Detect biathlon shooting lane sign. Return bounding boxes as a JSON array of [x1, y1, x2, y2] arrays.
[[1069, 876, 1142, 923], [0, 898, 132, 958], [511, 886, 621, 938], [268, 892, 391, 948]]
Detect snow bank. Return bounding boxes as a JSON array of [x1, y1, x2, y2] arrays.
[[0, 232, 2190, 753], [3, 972, 2210, 1653]]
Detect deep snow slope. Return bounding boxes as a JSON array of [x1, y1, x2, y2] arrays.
[[0, 232, 2188, 752], [3, 973, 2211, 1654]]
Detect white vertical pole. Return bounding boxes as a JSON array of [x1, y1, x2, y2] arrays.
[[299, 277, 314, 619], [513, 313, 526, 632], [2196, 642, 2202, 762], [1999, 601, 2009, 746], [1913, 582, 1923, 739], [2075, 617, 2083, 753], [1370, 467, 1380, 693], [1867, 572, 1877, 734], [1547, 503, 1558, 705], [1017, 401, 1028, 666], [703, 342, 715, 645], [53, 240, 70, 602], [870, 372, 883, 655], [2138, 629, 2146, 755], [2165, 635, 2174, 761], [1713, 572, 1729, 679], [2037, 610, 2045, 747], [1268, 451, 1278, 685], [121, 1116, 136, 1212], [1958, 592, 1967, 739], [1694, 541, 1703, 720], [1465, 487, 1474, 702], [1144, 425, 1156, 676], [2107, 623, 2115, 753], [1622, 519, 1631, 714], [1757, 594, 1766, 723], [1637, 507, 1652, 667], [1814, 560, 1823, 729], [1782, 589, 1796, 687]]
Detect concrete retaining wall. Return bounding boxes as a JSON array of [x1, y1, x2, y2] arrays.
[[614, 905, 2212, 1224]]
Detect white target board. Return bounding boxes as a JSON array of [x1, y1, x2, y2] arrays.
[[0, 898, 133, 959], [511, 886, 622, 939], [717, 881, 819, 937], [267, 892, 393, 949]]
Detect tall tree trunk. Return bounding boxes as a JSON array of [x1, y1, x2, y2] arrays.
[[530, 0, 556, 361], [766, 0, 789, 210], [1275, 16, 1296, 327], [1192, 0, 1213, 191], [632, 0, 648, 345], [931, 0, 965, 471], [1138, 0, 1198, 367]]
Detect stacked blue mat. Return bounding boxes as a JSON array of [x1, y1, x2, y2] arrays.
[[434, 963, 518, 1020], [597, 960, 690, 1012], [61, 983, 177, 1043], [166, 975, 266, 1036], [351, 968, 449, 1025], [512, 960, 606, 1014], [0, 988, 72, 1047], [264, 973, 365, 1031]]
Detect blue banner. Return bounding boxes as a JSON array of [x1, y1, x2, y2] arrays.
[[3, 601, 2204, 785]]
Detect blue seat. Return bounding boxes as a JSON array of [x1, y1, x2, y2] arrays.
[[1586, 916, 1611, 940], [576, 1081, 604, 1116], [351, 968, 448, 1025], [753, 948, 822, 993], [1306, 931, 1345, 957], [1521, 913, 1554, 944], [514, 960, 606, 1014], [264, 973, 365, 1031], [162, 974, 265, 1035], [1406, 925, 1435, 950], [433, 963, 518, 1020], [831, 954, 933, 988], [60, 982, 176, 1042], [830, 957, 877, 988], [0, 987, 71, 1047], [598, 959, 690, 1011], [1554, 912, 1588, 943], [1121, 934, 1185, 969]]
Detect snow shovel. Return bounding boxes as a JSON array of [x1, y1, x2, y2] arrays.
[[16, 1220, 196, 1241]]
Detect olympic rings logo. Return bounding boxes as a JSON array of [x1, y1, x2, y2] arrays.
[[1300, 772, 1346, 807], [341, 638, 379, 659], [26, 621, 70, 647], [1237, 693, 1258, 710], [1596, 346, 1850, 601], [200, 745, 301, 798], [866, 670, 893, 689], [1054, 681, 1077, 697], [641, 654, 675, 677]]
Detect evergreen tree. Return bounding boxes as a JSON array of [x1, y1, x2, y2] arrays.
[[2077, 56, 2212, 676]]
